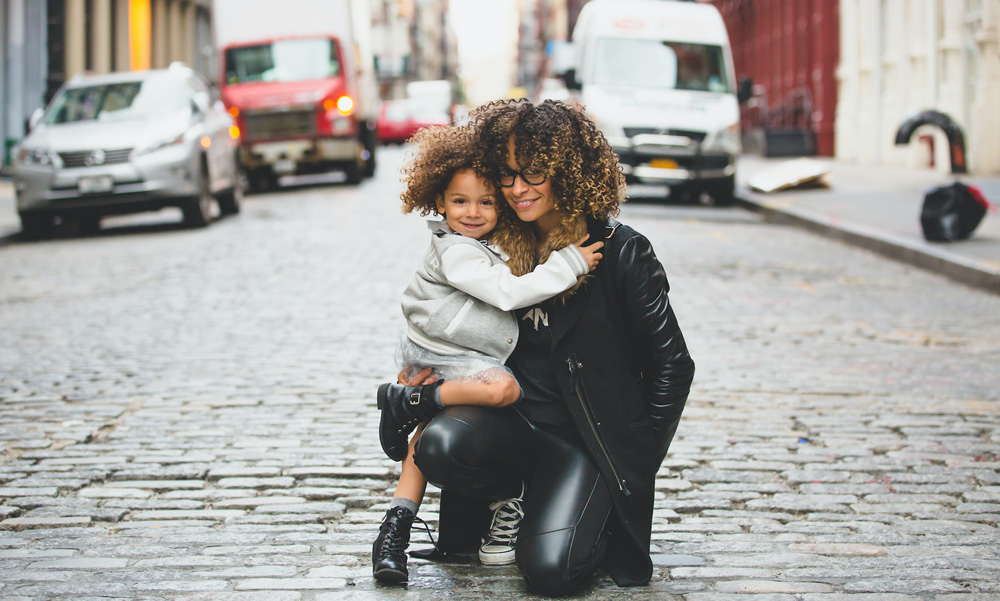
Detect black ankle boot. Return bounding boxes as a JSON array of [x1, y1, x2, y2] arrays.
[[377, 380, 444, 461], [372, 505, 415, 583]]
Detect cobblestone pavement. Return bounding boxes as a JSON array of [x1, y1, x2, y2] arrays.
[[1, 146, 998, 600]]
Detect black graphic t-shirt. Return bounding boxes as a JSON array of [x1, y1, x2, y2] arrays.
[[508, 303, 572, 427]]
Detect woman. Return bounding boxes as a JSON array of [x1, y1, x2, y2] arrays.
[[410, 99, 695, 596]]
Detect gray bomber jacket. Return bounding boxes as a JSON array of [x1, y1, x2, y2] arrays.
[[401, 222, 589, 362]]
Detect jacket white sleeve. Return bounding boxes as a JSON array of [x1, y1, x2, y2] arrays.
[[439, 243, 589, 311]]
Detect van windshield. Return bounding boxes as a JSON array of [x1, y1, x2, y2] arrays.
[[225, 38, 340, 84], [592, 38, 730, 93]]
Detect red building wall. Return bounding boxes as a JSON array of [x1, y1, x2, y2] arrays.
[[710, 0, 839, 156]]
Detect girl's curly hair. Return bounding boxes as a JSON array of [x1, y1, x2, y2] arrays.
[[399, 123, 493, 215], [471, 98, 626, 221]]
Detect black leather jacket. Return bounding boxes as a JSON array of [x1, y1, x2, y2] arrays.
[[548, 217, 695, 585]]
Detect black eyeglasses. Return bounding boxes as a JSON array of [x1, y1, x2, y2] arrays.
[[499, 166, 548, 187]]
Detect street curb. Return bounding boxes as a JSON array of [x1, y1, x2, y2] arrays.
[[735, 188, 1000, 296]]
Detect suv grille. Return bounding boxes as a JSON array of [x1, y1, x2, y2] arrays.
[[624, 128, 707, 143], [59, 148, 133, 168], [244, 109, 316, 139]]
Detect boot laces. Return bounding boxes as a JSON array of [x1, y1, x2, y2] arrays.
[[483, 497, 524, 544], [377, 509, 439, 558]]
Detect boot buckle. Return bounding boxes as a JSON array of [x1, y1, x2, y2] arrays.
[[409, 392, 421, 405]]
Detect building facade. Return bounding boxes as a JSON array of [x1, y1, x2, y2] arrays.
[[1, 0, 213, 168], [711, 0, 840, 157], [836, 0, 1000, 175]]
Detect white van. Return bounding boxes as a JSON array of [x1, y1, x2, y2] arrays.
[[566, 0, 747, 204]]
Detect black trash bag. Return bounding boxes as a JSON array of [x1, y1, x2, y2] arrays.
[[920, 182, 990, 242]]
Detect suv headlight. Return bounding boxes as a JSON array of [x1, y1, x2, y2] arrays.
[[16, 146, 56, 166], [134, 133, 186, 157]]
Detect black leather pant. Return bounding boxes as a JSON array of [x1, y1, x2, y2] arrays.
[[414, 405, 612, 597]]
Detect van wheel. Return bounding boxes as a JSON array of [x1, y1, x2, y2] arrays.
[[709, 176, 736, 206], [183, 165, 214, 228]]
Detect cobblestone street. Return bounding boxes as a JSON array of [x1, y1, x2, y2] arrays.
[[1, 146, 998, 600]]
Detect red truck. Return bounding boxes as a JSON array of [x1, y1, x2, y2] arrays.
[[214, 0, 378, 191]]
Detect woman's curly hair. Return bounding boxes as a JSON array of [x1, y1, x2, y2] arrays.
[[471, 98, 626, 221], [399, 123, 493, 215]]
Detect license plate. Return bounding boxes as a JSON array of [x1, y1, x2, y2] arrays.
[[649, 158, 679, 169], [272, 159, 296, 174], [78, 175, 114, 194]]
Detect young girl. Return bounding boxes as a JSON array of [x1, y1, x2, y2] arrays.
[[372, 124, 603, 583]]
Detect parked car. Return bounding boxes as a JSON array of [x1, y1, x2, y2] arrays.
[[12, 63, 242, 237], [376, 99, 451, 145]]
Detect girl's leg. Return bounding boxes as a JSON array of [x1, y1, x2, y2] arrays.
[[373, 425, 427, 584], [438, 369, 520, 408], [391, 424, 427, 505]]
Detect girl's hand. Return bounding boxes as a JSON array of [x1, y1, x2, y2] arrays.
[[574, 234, 604, 271], [398, 367, 439, 386]]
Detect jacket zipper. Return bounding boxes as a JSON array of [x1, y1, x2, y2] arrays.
[[567, 355, 631, 496]]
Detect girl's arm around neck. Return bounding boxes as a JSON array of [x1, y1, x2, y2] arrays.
[[439, 243, 588, 311]]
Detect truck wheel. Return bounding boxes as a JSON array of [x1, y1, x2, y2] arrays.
[[19, 212, 53, 240], [183, 165, 214, 228], [363, 125, 377, 178], [344, 160, 362, 185], [247, 168, 278, 194]]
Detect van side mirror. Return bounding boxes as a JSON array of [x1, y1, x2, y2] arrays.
[[28, 108, 44, 131], [737, 77, 753, 104], [563, 68, 582, 91]]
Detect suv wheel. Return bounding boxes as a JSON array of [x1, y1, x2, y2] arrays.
[[183, 165, 214, 228], [217, 178, 243, 216], [19, 212, 52, 240]]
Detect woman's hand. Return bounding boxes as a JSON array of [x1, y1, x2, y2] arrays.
[[575, 234, 604, 271], [398, 367, 440, 386]]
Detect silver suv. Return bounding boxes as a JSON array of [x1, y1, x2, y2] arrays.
[[13, 63, 242, 237]]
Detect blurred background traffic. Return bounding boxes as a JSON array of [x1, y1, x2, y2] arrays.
[[1, 0, 999, 238]]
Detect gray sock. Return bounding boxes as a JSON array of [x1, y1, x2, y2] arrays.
[[429, 382, 444, 409], [390, 497, 419, 515]]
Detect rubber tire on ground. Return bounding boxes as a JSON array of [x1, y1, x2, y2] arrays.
[[77, 214, 102, 235], [19, 212, 53, 240], [217, 179, 243, 216], [709, 175, 736, 206], [183, 166, 214, 228], [344, 160, 362, 185], [363, 125, 377, 178], [246, 169, 278, 195]]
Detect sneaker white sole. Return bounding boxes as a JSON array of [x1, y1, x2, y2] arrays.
[[479, 550, 516, 566]]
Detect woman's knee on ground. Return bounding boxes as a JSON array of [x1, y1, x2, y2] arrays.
[[516, 529, 592, 597]]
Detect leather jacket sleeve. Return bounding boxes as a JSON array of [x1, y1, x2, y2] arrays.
[[613, 232, 695, 459]]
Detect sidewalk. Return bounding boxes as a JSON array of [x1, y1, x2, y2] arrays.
[[736, 155, 1000, 294]]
